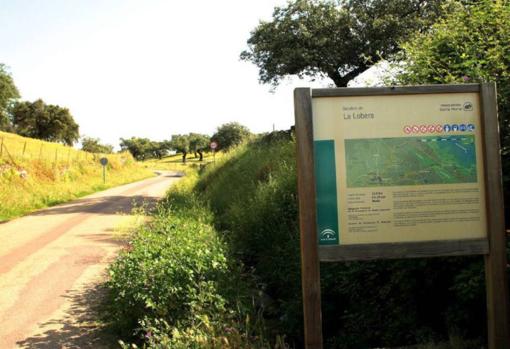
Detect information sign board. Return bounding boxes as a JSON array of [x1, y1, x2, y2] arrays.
[[294, 84, 509, 349], [313, 92, 487, 246]]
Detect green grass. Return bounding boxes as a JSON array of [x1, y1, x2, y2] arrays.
[[0, 131, 154, 221], [104, 130, 489, 348], [105, 170, 288, 348], [142, 151, 223, 172]]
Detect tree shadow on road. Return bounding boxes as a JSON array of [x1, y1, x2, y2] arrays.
[[16, 282, 119, 349], [29, 195, 161, 216]]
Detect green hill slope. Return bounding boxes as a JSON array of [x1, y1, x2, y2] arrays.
[[0, 131, 153, 221], [106, 131, 487, 348]]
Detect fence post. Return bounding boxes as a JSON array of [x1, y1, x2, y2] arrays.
[[22, 141, 27, 158]]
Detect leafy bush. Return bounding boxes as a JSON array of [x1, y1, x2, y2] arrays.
[[211, 122, 251, 151], [105, 172, 286, 348], [195, 133, 490, 348], [395, 0, 510, 220], [107, 132, 494, 348]]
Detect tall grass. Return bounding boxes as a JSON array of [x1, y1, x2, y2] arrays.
[[106, 171, 288, 348], [0, 131, 154, 221], [106, 131, 489, 348], [195, 132, 488, 348], [0, 130, 97, 163]]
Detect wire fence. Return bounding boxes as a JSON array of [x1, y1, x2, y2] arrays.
[[0, 131, 123, 167]]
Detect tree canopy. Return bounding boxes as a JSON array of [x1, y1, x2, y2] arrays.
[[0, 64, 20, 131], [169, 134, 191, 163], [188, 133, 210, 161], [81, 136, 114, 154], [241, 0, 445, 87], [396, 0, 510, 168], [120, 137, 169, 160], [211, 122, 251, 151], [11, 99, 79, 146]]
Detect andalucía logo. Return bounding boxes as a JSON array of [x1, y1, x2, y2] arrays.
[[320, 228, 336, 241]]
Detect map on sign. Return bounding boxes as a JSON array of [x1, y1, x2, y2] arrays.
[[345, 135, 477, 187]]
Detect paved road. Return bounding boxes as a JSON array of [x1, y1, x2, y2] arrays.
[[0, 171, 181, 348]]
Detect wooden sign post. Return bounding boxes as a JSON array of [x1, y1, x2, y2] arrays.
[[294, 83, 509, 349]]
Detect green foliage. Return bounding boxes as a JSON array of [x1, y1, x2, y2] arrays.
[[188, 133, 209, 152], [81, 136, 113, 154], [169, 133, 210, 162], [0, 130, 151, 221], [188, 133, 210, 161], [169, 134, 190, 153], [211, 122, 251, 151], [169, 134, 191, 163], [105, 173, 286, 348], [241, 0, 445, 87], [0, 63, 20, 131], [107, 132, 494, 348], [11, 99, 79, 146], [197, 134, 304, 343], [395, 0, 510, 219], [195, 133, 489, 348], [120, 137, 169, 161]]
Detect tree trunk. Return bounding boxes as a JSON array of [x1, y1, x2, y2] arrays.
[[198, 149, 203, 161], [327, 66, 369, 87], [182, 151, 187, 163]]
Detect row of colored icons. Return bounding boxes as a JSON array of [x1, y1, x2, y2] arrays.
[[403, 124, 475, 134]]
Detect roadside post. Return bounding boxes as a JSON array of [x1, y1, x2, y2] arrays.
[[210, 141, 218, 164], [100, 157, 108, 184], [294, 83, 509, 349]]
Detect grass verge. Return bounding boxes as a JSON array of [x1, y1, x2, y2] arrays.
[[104, 170, 287, 348], [0, 132, 154, 222], [104, 131, 488, 348]]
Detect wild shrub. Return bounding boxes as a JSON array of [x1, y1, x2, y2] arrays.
[[106, 133, 492, 348], [195, 134, 490, 348], [105, 171, 286, 348]]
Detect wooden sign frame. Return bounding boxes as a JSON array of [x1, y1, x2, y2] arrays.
[[294, 83, 509, 349]]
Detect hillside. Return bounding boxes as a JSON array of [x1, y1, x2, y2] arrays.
[[0, 131, 153, 221], [105, 131, 487, 348]]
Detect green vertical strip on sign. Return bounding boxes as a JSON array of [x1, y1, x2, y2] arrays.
[[314, 140, 339, 245]]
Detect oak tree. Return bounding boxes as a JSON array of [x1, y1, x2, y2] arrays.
[[241, 0, 445, 87], [211, 122, 251, 151], [81, 136, 114, 154], [11, 99, 79, 145], [0, 64, 20, 131]]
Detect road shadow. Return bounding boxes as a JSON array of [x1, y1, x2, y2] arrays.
[[29, 195, 161, 216], [154, 171, 185, 177], [26, 170, 184, 217], [16, 283, 119, 349]]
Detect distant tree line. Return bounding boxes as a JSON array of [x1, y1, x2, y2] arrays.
[[119, 122, 251, 162], [0, 64, 252, 158]]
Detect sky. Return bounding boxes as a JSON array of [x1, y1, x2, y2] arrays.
[[0, 0, 336, 148]]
